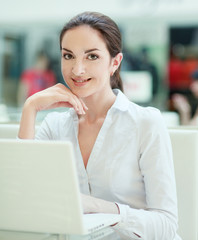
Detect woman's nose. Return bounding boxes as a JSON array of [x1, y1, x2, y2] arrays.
[[72, 60, 85, 76]]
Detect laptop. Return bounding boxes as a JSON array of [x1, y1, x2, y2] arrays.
[[0, 139, 120, 235]]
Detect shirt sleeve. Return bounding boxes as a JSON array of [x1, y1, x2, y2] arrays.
[[113, 109, 181, 240], [35, 112, 57, 140], [35, 111, 71, 141]]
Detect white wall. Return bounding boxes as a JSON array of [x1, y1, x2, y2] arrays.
[[0, 0, 198, 25]]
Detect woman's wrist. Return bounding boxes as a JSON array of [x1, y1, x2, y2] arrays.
[[23, 96, 39, 114]]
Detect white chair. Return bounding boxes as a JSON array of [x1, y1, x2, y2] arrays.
[[0, 124, 20, 139], [162, 111, 180, 127], [169, 129, 198, 240], [0, 124, 39, 139]]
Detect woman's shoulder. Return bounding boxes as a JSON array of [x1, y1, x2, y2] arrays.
[[42, 110, 73, 126], [35, 109, 75, 140], [127, 102, 168, 135], [127, 103, 170, 147], [128, 101, 163, 123]]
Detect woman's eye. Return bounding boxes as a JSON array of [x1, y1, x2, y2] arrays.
[[87, 54, 98, 60], [63, 54, 73, 60]]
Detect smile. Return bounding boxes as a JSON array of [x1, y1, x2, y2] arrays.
[[72, 78, 91, 83]]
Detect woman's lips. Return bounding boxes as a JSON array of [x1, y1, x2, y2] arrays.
[[72, 78, 91, 86], [72, 78, 91, 83]]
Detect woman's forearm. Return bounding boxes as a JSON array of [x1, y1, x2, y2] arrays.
[[18, 99, 37, 139]]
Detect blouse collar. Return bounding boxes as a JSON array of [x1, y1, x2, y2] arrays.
[[69, 88, 130, 118]]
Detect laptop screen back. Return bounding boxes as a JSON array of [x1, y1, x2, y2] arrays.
[[0, 140, 84, 234]]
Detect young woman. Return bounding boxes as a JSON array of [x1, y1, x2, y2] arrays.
[[18, 12, 181, 240]]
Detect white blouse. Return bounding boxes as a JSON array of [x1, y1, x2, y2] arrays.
[[35, 89, 181, 240]]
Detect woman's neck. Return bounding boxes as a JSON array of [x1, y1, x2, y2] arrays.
[[80, 89, 116, 123]]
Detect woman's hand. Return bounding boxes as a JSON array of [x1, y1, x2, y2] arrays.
[[18, 83, 88, 139], [26, 83, 88, 114]]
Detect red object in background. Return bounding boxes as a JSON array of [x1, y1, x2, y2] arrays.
[[168, 57, 198, 90], [21, 69, 56, 97], [185, 58, 198, 85], [168, 58, 183, 90]]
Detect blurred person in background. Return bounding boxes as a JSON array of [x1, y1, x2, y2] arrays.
[[172, 68, 198, 125], [17, 51, 57, 106]]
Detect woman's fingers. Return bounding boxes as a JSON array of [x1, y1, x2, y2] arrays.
[[28, 83, 87, 114], [70, 94, 85, 114], [79, 98, 88, 112], [52, 84, 87, 114], [57, 85, 88, 114]]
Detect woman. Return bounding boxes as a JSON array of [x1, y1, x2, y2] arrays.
[[19, 12, 181, 240]]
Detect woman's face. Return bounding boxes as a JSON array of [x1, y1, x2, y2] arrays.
[[61, 25, 121, 98]]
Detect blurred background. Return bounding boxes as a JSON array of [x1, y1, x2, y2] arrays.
[[0, 0, 198, 126]]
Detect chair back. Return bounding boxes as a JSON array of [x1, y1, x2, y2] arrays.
[[169, 129, 198, 240]]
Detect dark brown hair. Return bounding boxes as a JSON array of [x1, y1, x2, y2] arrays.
[[60, 11, 123, 92]]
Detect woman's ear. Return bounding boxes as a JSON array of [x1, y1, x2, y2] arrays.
[[112, 53, 123, 73]]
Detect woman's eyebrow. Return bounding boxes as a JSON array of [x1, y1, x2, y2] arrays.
[[61, 48, 100, 53], [85, 48, 100, 53], [62, 48, 72, 53]]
